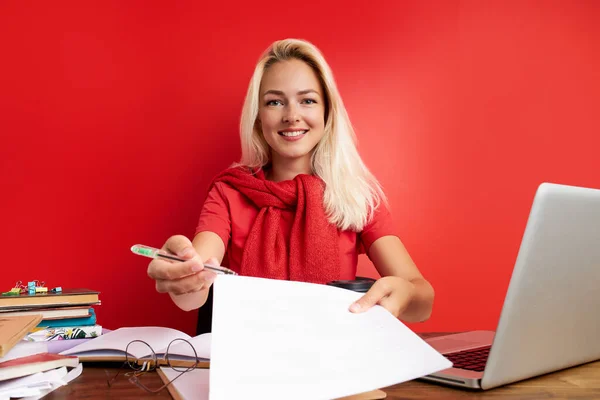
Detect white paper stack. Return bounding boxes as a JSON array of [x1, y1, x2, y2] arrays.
[[0, 363, 82, 400]]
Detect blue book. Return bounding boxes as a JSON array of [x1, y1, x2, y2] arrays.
[[36, 308, 96, 328]]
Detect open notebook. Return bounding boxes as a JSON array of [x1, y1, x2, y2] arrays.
[[60, 327, 210, 367]]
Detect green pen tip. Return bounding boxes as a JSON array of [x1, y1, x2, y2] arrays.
[[131, 245, 154, 257]]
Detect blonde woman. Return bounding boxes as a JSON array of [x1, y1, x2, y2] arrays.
[[147, 39, 434, 324]]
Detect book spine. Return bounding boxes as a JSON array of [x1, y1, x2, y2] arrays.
[[37, 308, 97, 328], [25, 325, 103, 341]]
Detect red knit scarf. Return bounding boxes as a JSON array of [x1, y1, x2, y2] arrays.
[[210, 166, 340, 284]]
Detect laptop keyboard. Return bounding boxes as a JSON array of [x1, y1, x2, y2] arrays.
[[444, 345, 491, 372]]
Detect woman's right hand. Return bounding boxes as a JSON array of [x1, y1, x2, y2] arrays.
[[147, 235, 218, 296]]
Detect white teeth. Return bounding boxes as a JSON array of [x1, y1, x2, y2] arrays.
[[280, 130, 307, 137]]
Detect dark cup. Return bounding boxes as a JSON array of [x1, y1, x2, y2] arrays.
[[326, 276, 376, 293]]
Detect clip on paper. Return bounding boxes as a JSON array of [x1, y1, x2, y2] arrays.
[[27, 280, 47, 294], [15, 280, 27, 294], [1, 287, 22, 296], [50, 287, 62, 293]]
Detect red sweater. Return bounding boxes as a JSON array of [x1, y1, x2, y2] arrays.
[[195, 168, 396, 283]]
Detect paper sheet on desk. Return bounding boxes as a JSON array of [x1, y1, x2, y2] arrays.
[[209, 275, 452, 400], [160, 367, 209, 400], [0, 363, 82, 400]]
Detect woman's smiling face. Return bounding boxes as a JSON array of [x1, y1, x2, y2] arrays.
[[258, 59, 326, 166]]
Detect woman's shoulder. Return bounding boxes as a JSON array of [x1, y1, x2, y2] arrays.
[[205, 179, 254, 212], [208, 165, 263, 198], [357, 201, 397, 252], [362, 200, 394, 232]]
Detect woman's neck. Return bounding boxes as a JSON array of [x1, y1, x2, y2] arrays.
[[267, 157, 312, 182]]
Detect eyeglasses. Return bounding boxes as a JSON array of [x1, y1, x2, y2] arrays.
[[106, 338, 200, 393]]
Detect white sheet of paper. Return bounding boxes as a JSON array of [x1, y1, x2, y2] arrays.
[[0, 364, 82, 400], [21, 364, 83, 400], [0, 366, 65, 395], [209, 275, 452, 400], [160, 367, 209, 400]]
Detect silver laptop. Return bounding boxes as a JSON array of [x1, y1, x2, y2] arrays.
[[422, 182, 600, 390]]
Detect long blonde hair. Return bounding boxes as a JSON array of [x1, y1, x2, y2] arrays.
[[238, 38, 386, 231]]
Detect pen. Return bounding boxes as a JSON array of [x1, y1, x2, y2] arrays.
[[130, 244, 237, 275]]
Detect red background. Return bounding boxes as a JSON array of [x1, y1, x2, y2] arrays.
[[1, 1, 599, 336]]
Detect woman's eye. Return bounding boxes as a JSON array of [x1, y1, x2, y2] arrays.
[[302, 99, 317, 104], [266, 100, 283, 106]]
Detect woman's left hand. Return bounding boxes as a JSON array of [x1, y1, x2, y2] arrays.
[[349, 276, 416, 318]]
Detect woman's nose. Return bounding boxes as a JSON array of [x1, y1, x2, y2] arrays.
[[282, 104, 300, 123]]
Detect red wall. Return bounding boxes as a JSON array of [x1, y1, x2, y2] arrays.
[[1, 1, 599, 336]]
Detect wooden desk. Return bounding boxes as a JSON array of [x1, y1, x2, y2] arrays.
[[46, 333, 600, 399]]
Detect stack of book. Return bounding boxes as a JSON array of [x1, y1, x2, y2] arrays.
[[0, 315, 81, 397], [0, 288, 102, 343]]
